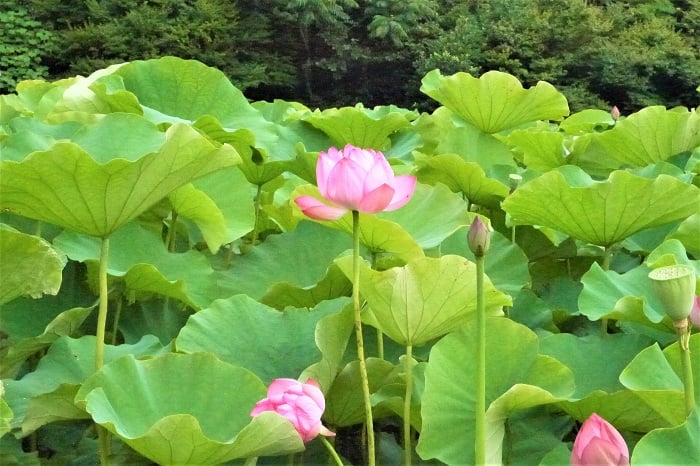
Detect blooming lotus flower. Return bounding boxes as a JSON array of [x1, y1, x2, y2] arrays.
[[251, 378, 335, 443], [571, 413, 629, 466], [295, 144, 417, 220]]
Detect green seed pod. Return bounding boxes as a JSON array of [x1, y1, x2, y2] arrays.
[[648, 265, 696, 321]]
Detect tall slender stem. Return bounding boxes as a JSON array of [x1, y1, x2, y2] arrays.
[[167, 210, 178, 252], [353, 210, 375, 466], [95, 236, 111, 465], [474, 253, 486, 466], [320, 436, 345, 466], [403, 345, 414, 466], [601, 245, 613, 336], [252, 184, 263, 246], [677, 320, 695, 416]]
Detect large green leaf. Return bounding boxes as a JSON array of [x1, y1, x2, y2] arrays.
[[631, 409, 700, 466], [303, 104, 415, 150], [504, 128, 568, 172], [414, 153, 510, 208], [619, 334, 700, 426], [175, 295, 349, 384], [420, 69, 569, 133], [75, 352, 304, 464], [416, 318, 574, 465], [502, 166, 700, 247], [572, 106, 700, 171], [0, 225, 66, 304], [2, 335, 162, 434], [336, 255, 511, 347], [0, 122, 240, 237], [54, 222, 222, 309]]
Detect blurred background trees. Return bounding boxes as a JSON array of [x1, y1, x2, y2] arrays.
[[2, 0, 699, 112]]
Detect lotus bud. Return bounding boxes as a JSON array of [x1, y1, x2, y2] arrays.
[[611, 106, 620, 121], [648, 265, 696, 322], [571, 413, 629, 466], [689, 296, 700, 329], [468, 216, 491, 257]]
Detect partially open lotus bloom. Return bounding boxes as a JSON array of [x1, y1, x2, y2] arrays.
[[294, 144, 417, 220], [571, 413, 629, 466], [251, 378, 335, 443]]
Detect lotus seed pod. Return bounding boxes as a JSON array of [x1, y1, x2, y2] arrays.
[[648, 265, 696, 321]]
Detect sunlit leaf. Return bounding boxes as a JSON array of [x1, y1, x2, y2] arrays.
[[631, 409, 700, 466], [336, 255, 511, 347], [0, 122, 240, 237], [0, 225, 66, 304], [420, 69, 569, 133], [303, 104, 415, 150], [75, 352, 304, 464], [414, 153, 510, 208], [502, 166, 700, 247], [504, 128, 568, 172], [417, 318, 574, 465], [176, 295, 349, 384]]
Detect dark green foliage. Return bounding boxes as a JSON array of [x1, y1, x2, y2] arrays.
[[0, 1, 55, 92]]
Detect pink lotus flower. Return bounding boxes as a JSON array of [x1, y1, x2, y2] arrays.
[[690, 295, 700, 329], [571, 413, 629, 466], [251, 378, 335, 443], [295, 144, 417, 220]]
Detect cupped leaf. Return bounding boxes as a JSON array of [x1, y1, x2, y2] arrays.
[[54, 222, 222, 309], [619, 334, 700, 426], [175, 295, 349, 384], [572, 106, 700, 170], [3, 335, 162, 433], [631, 409, 700, 466], [336, 255, 511, 347], [414, 153, 510, 208], [303, 104, 415, 150], [416, 318, 574, 465], [502, 166, 700, 247], [0, 225, 66, 304], [75, 352, 304, 464], [504, 128, 568, 172], [559, 108, 615, 134], [420, 69, 569, 133], [0, 122, 240, 237]]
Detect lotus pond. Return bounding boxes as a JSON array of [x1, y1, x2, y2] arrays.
[[0, 57, 699, 465]]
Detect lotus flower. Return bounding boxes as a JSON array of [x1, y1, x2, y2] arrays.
[[571, 413, 629, 466], [295, 144, 416, 220], [251, 378, 335, 443], [690, 295, 700, 329]]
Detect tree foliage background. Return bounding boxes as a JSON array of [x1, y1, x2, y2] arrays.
[[2, 0, 699, 112]]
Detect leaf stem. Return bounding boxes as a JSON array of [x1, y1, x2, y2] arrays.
[[677, 319, 695, 416], [403, 345, 414, 466], [353, 210, 375, 466], [252, 184, 263, 246], [95, 236, 111, 465], [601, 245, 613, 336], [320, 436, 345, 466], [475, 253, 486, 466]]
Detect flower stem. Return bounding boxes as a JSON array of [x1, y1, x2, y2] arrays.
[[353, 210, 375, 466], [475, 253, 486, 466], [403, 345, 414, 466], [677, 319, 695, 416], [252, 184, 263, 246], [601, 245, 613, 336], [321, 436, 345, 466], [95, 236, 111, 465]]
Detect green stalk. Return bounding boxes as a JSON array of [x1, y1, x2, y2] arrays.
[[251, 184, 263, 246], [600, 245, 613, 336], [110, 296, 123, 346], [474, 253, 486, 466], [95, 237, 111, 465], [167, 210, 178, 252], [403, 345, 414, 466], [677, 320, 695, 416], [353, 210, 375, 466], [320, 436, 345, 466], [370, 253, 384, 360]]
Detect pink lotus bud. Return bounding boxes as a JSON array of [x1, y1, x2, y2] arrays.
[[467, 216, 491, 257], [294, 144, 416, 220], [571, 413, 629, 466], [611, 106, 620, 121], [690, 296, 700, 329], [251, 378, 335, 443]]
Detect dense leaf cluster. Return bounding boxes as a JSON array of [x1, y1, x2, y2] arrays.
[[3, 0, 699, 111]]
